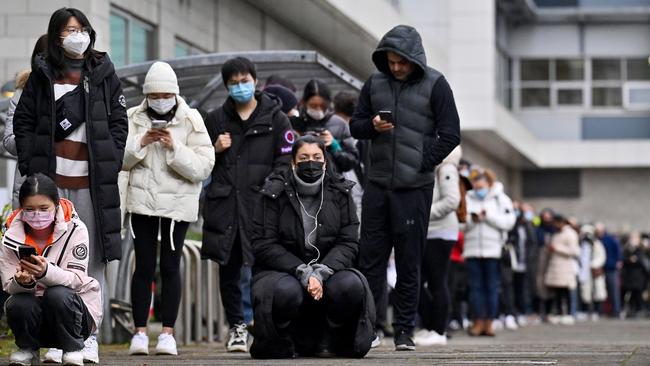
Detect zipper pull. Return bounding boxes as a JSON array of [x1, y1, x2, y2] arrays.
[[83, 76, 89, 94]]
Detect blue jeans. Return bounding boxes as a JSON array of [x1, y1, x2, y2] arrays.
[[605, 270, 621, 317], [240, 265, 253, 324], [466, 258, 501, 320]]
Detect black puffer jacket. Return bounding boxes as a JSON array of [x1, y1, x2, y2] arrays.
[[350, 25, 460, 190], [201, 91, 293, 265], [250, 170, 374, 359], [290, 112, 359, 173], [13, 53, 127, 261]]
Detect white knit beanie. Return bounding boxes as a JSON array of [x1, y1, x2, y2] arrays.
[[142, 61, 179, 95]]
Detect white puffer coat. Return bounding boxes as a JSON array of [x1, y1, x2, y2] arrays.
[[463, 182, 516, 259], [122, 96, 215, 223], [427, 146, 461, 240]]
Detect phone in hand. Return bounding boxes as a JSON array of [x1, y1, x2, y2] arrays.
[[18, 246, 37, 264], [151, 120, 168, 130], [378, 110, 394, 124]]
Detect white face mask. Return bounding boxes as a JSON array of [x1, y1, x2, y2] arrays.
[[62, 31, 90, 57], [148, 97, 176, 115], [306, 107, 325, 121]]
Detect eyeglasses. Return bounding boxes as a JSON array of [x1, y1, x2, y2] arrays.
[[61, 26, 91, 35]]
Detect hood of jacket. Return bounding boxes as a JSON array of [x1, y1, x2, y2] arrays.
[[15, 69, 31, 90], [372, 25, 427, 80], [3, 199, 77, 253]]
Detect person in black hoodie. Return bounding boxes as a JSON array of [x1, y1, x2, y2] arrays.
[[290, 79, 359, 173], [249, 135, 374, 359], [12, 8, 127, 363], [350, 24, 461, 350], [201, 57, 294, 352], [621, 232, 649, 318]]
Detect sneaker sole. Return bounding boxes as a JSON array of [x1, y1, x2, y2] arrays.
[[227, 345, 248, 353], [43, 359, 62, 364], [155, 350, 178, 356], [128, 349, 149, 356], [83, 356, 100, 363], [395, 345, 416, 351]]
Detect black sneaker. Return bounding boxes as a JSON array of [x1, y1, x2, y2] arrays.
[[394, 331, 416, 351]]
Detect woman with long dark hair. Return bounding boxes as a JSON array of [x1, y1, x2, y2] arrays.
[[12, 8, 128, 364], [1, 174, 102, 366]]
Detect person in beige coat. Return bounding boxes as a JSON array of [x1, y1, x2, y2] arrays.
[[1, 174, 101, 366], [122, 61, 215, 356], [578, 224, 607, 320], [544, 215, 580, 324]]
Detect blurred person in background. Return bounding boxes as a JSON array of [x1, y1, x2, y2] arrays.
[[291, 79, 359, 174], [578, 224, 607, 321], [263, 84, 298, 118], [415, 146, 462, 346], [535, 208, 556, 320], [463, 168, 516, 337], [544, 215, 580, 326], [596, 222, 623, 318], [621, 232, 649, 318]]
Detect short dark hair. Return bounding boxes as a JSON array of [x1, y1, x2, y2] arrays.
[[291, 135, 326, 160], [221, 57, 257, 85], [302, 79, 331, 103], [46, 8, 97, 79], [19, 173, 60, 207], [333, 91, 358, 117]]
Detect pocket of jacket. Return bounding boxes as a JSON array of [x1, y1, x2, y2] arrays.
[[206, 185, 232, 198]]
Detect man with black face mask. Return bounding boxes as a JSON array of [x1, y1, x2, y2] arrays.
[[350, 25, 461, 351]]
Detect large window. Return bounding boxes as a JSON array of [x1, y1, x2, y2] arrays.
[[110, 9, 155, 67], [522, 170, 581, 198], [175, 38, 206, 58], [515, 57, 650, 110]]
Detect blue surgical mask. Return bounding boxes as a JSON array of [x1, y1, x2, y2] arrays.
[[524, 211, 534, 222], [228, 81, 255, 103], [475, 188, 489, 200]]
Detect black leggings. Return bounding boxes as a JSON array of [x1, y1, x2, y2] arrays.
[[418, 239, 455, 334], [550, 287, 571, 316], [272, 270, 364, 329], [130, 214, 189, 328]]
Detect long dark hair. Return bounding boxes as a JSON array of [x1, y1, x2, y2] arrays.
[[18, 173, 60, 208], [302, 79, 331, 104], [31, 34, 48, 71], [46, 7, 97, 79]]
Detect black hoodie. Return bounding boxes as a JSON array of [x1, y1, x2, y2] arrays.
[[350, 25, 461, 190], [13, 52, 128, 261], [201, 91, 293, 265]]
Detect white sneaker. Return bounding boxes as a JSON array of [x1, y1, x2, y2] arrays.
[[492, 318, 504, 331], [516, 315, 528, 327], [155, 333, 178, 355], [590, 313, 600, 322], [82, 335, 99, 363], [413, 328, 429, 339], [560, 315, 575, 325], [414, 330, 447, 346], [43, 348, 63, 363], [547, 315, 561, 325], [61, 351, 84, 366], [504, 315, 519, 330], [370, 334, 381, 348], [9, 349, 39, 366], [128, 332, 149, 355], [226, 324, 248, 352]]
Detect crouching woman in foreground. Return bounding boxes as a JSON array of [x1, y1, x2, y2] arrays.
[[250, 135, 375, 359], [1, 174, 101, 366]]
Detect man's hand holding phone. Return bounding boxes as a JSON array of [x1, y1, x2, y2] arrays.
[[373, 111, 394, 133]]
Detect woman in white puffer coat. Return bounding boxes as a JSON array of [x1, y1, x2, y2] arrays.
[[415, 146, 462, 346], [463, 168, 516, 337], [122, 61, 215, 356]]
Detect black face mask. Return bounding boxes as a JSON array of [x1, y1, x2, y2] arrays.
[[295, 161, 325, 183]]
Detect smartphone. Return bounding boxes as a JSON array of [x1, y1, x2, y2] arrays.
[[312, 127, 326, 135], [18, 246, 37, 263], [151, 120, 168, 129], [378, 110, 394, 124]]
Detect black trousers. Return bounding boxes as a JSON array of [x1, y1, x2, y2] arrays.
[[448, 261, 468, 325], [513, 272, 530, 315], [359, 182, 433, 335], [6, 286, 92, 352], [418, 239, 455, 334], [271, 270, 364, 356], [550, 287, 570, 316], [130, 214, 189, 328], [220, 235, 245, 328]]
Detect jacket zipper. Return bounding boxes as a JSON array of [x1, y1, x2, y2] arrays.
[[389, 82, 405, 189], [83, 74, 106, 262]]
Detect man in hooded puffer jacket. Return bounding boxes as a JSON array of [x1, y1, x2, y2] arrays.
[[350, 25, 461, 351]]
